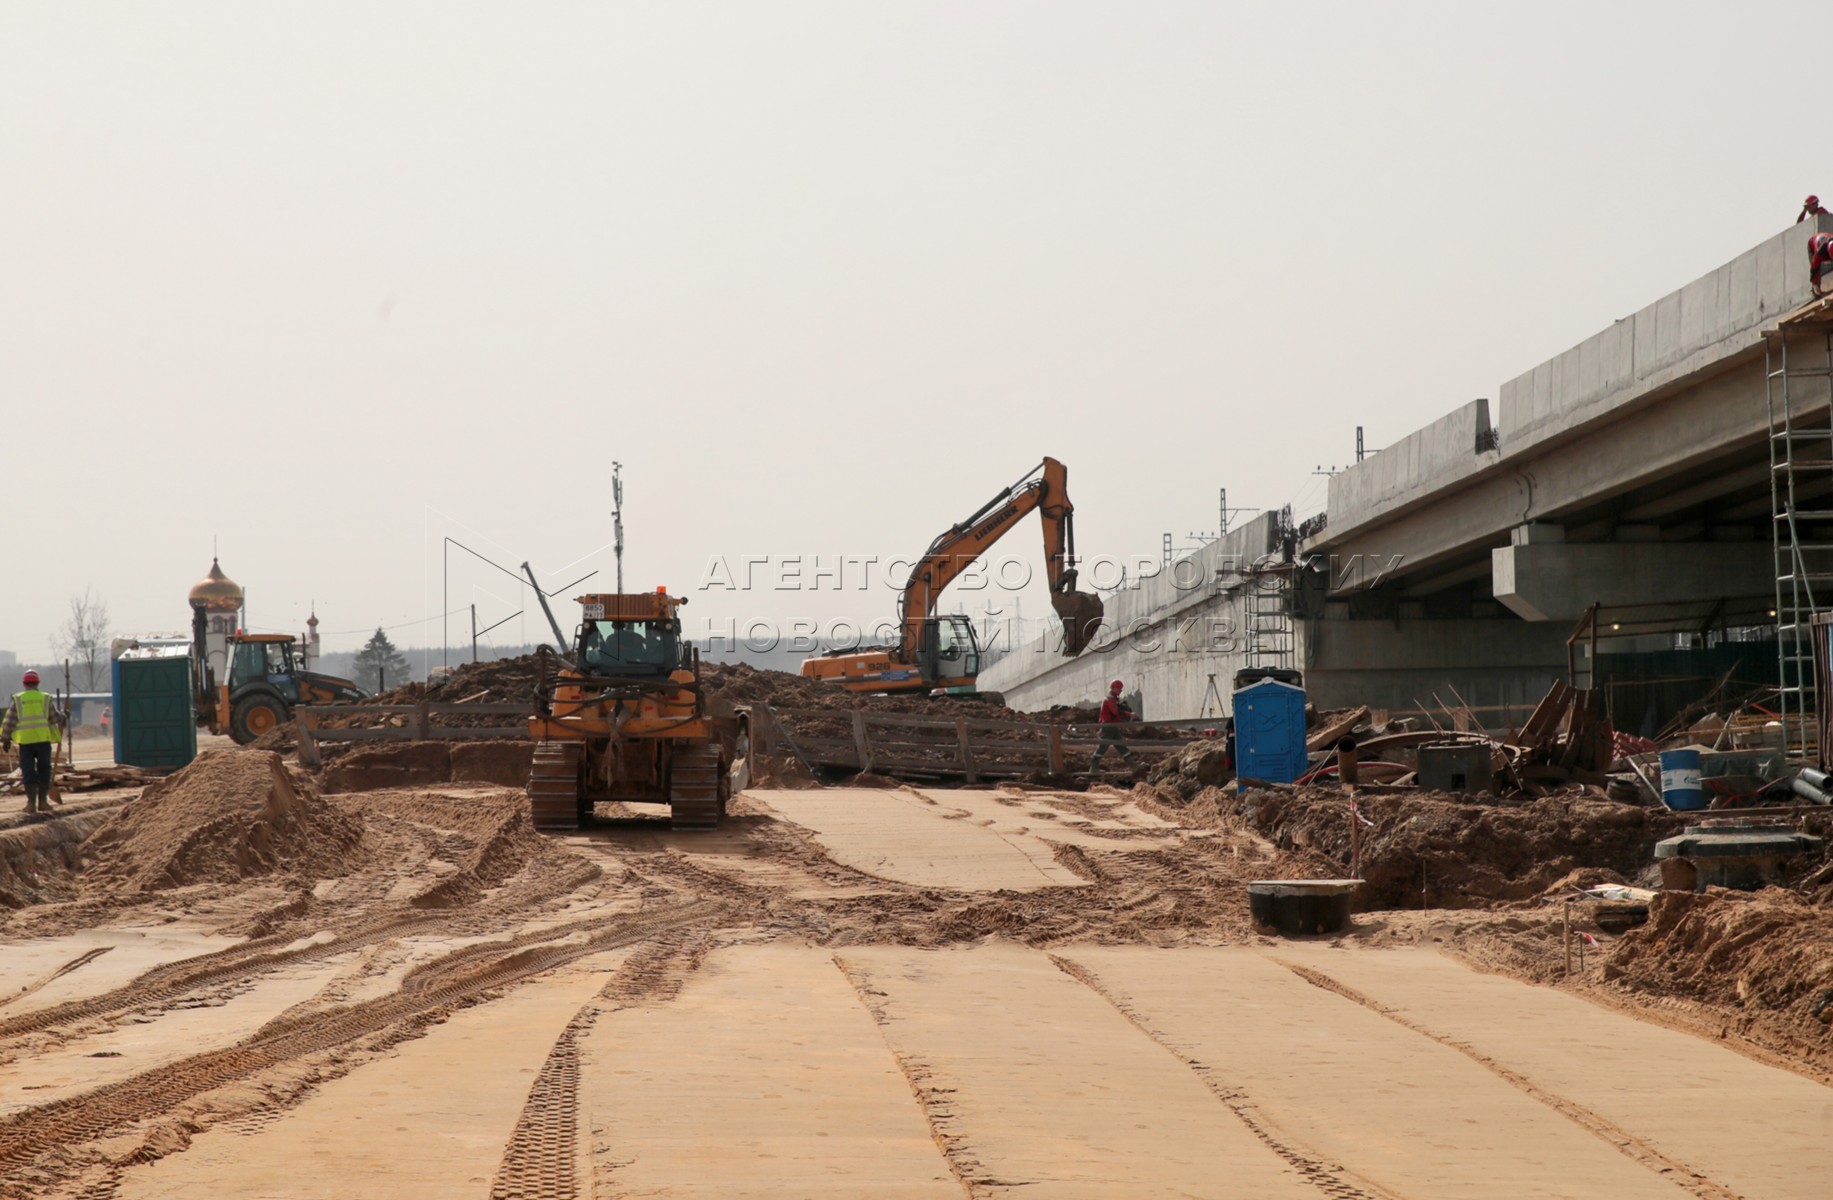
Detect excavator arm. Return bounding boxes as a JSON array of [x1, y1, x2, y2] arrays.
[[897, 457, 1105, 663]]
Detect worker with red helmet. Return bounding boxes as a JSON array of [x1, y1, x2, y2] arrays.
[[1092, 679, 1138, 769], [1799, 195, 1830, 223], [1812, 231, 1833, 298], [3, 670, 67, 814]]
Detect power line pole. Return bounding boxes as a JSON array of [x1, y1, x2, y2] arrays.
[[612, 462, 626, 593]]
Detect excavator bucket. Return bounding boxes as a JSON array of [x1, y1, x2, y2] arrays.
[[1051, 590, 1105, 657]]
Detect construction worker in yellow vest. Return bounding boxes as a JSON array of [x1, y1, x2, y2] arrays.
[[2, 670, 67, 814]]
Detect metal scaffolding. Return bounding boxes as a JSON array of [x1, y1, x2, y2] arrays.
[[1765, 296, 1833, 755]]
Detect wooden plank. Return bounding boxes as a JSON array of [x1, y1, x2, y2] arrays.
[[851, 711, 873, 774], [1306, 706, 1368, 752], [1047, 725, 1065, 776], [305, 728, 420, 743], [304, 724, 528, 742], [297, 709, 322, 769], [1355, 730, 1491, 754], [1518, 682, 1572, 743]]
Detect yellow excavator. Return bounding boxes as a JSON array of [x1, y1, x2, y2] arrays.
[[525, 589, 744, 832], [801, 456, 1104, 695]]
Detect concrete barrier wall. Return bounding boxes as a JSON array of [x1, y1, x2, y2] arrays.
[[1322, 399, 1499, 542], [978, 511, 1283, 717], [1498, 216, 1832, 455]]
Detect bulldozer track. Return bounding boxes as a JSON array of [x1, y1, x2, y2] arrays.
[[0, 901, 727, 1188], [1049, 954, 1401, 1200], [667, 742, 723, 831], [529, 741, 584, 832], [490, 936, 711, 1200]]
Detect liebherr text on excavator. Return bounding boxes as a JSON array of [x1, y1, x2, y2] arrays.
[[801, 456, 1104, 695]]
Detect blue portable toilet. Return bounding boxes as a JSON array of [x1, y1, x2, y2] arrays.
[[113, 647, 198, 769], [1233, 668, 1307, 789]]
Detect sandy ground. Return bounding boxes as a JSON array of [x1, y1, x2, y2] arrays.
[[0, 778, 1827, 1199]]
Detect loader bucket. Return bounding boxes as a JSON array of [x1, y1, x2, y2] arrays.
[[1051, 590, 1105, 657]]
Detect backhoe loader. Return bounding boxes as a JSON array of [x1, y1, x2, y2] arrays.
[[801, 456, 1104, 695]]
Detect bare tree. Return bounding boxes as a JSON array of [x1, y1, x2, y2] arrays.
[[62, 589, 111, 692]]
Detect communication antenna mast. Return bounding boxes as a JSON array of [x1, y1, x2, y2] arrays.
[[612, 462, 626, 593]]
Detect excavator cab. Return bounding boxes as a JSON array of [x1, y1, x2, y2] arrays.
[[919, 615, 982, 688]]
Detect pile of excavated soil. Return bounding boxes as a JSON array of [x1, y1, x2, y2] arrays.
[[746, 754, 823, 790], [0, 808, 116, 908], [1601, 888, 1833, 1072], [1152, 784, 1684, 909], [83, 750, 365, 891], [345, 655, 1173, 732], [1147, 738, 1233, 800], [1606, 888, 1833, 1021]]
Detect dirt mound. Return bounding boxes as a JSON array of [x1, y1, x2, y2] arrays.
[[83, 750, 365, 891], [1170, 785, 1683, 909], [746, 754, 823, 790], [320, 740, 535, 792], [353, 787, 549, 907], [1601, 888, 1833, 1071], [0, 810, 115, 908], [1607, 889, 1833, 1019], [1147, 738, 1233, 800]]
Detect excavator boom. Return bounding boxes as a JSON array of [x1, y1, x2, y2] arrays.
[[897, 456, 1103, 663]]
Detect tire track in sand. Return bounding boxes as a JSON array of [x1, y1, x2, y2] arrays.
[[0, 901, 724, 1193], [1047, 954, 1401, 1200], [1271, 959, 1744, 1200]]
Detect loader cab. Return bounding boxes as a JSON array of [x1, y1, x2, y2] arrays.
[[227, 637, 302, 701], [919, 614, 981, 685]]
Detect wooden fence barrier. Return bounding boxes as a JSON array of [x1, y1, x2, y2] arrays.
[[295, 703, 528, 768], [751, 707, 1215, 782]]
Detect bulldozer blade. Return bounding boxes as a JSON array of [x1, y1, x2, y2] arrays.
[[1051, 590, 1105, 657]]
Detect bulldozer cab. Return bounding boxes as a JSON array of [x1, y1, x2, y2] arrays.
[[579, 618, 683, 676], [572, 593, 690, 677]]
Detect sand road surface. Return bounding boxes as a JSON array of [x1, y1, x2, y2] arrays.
[[0, 776, 1826, 1199]]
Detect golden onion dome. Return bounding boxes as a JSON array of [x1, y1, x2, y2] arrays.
[[188, 558, 245, 612]]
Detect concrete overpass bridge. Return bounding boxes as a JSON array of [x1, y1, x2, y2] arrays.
[[981, 216, 1833, 733]]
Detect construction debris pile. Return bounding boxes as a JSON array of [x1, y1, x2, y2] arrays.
[[1153, 679, 1810, 811], [1187, 785, 1683, 909]]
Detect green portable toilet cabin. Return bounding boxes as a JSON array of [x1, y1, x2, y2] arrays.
[[113, 647, 197, 769]]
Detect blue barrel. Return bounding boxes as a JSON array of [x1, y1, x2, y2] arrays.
[[1659, 748, 1705, 810]]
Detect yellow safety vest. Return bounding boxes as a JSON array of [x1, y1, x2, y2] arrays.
[[11, 690, 59, 745]]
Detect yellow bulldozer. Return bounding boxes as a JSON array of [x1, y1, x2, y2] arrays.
[[525, 589, 743, 832]]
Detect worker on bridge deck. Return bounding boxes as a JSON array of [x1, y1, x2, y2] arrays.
[[1799, 195, 1830, 223], [1811, 231, 1833, 298], [3, 670, 67, 815]]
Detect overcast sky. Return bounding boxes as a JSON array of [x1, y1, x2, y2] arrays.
[[2, 2, 1823, 666]]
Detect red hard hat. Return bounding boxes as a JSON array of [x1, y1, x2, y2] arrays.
[[1109, 679, 1124, 691], [1810, 195, 1822, 208], [21, 670, 39, 685]]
